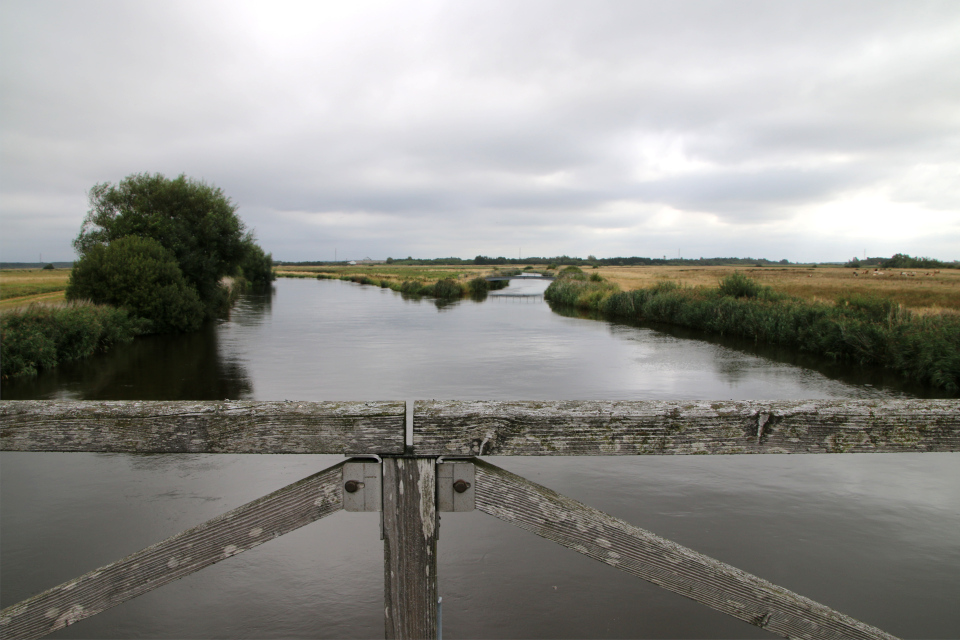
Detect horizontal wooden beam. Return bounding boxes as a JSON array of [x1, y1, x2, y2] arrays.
[[1, 401, 405, 454], [0, 462, 345, 640], [474, 459, 898, 640], [414, 399, 960, 455]]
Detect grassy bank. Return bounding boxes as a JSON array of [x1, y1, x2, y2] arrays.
[[1, 276, 249, 380], [277, 265, 513, 299], [545, 270, 960, 393], [1, 302, 147, 378]]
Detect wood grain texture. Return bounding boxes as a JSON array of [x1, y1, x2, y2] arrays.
[[1, 401, 405, 454], [383, 457, 438, 639], [0, 463, 345, 640], [473, 459, 898, 640], [414, 399, 960, 455]]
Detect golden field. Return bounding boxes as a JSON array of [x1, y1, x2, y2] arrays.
[[4, 263, 957, 313], [0, 269, 69, 310], [593, 265, 960, 312]]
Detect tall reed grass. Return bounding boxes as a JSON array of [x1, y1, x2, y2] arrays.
[[545, 272, 959, 392]]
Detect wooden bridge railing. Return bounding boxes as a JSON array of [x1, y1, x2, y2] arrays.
[[1, 399, 958, 639]]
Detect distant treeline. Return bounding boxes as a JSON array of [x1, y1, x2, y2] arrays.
[[1, 262, 74, 269], [277, 256, 804, 267], [879, 254, 956, 269], [844, 254, 958, 269]]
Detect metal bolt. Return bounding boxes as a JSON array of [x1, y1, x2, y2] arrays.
[[344, 480, 364, 493], [453, 479, 471, 493]]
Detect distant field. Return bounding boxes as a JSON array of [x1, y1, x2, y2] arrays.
[[594, 265, 960, 312], [0, 269, 70, 309], [7, 263, 954, 312], [275, 263, 502, 284], [278, 263, 960, 312]]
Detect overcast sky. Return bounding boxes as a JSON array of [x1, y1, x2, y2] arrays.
[[2, 0, 958, 263]]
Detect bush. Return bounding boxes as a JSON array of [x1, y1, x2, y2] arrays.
[[559, 266, 586, 281], [718, 272, 764, 298], [66, 236, 204, 333], [432, 279, 464, 299], [239, 240, 275, 288], [1, 303, 145, 378], [400, 280, 424, 295], [468, 276, 490, 294], [42, 263, 55, 270]]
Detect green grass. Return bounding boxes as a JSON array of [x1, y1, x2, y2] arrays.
[[0, 281, 69, 300], [545, 271, 960, 393], [281, 269, 512, 300], [1, 303, 147, 378]]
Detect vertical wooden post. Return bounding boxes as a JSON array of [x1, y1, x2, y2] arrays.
[[383, 457, 438, 639]]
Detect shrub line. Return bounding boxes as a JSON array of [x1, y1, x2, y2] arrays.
[[544, 271, 959, 393]]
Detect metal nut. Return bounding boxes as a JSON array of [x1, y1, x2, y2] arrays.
[[344, 480, 364, 493], [453, 479, 471, 493]]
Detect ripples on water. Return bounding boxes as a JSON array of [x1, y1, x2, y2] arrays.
[[2, 278, 957, 638]]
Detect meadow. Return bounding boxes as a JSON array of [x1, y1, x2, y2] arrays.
[[593, 265, 960, 312], [0, 268, 70, 309]]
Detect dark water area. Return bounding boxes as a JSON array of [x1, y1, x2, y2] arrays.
[[2, 278, 958, 638]]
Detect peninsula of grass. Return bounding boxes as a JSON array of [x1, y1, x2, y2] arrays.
[[545, 268, 960, 393], [276, 264, 512, 299]]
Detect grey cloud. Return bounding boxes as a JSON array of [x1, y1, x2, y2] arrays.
[[2, 0, 958, 262]]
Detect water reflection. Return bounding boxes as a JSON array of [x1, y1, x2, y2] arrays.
[[2, 278, 958, 638], [1, 322, 254, 400], [228, 284, 275, 326]]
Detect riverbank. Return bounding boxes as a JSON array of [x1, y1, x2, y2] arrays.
[[545, 269, 960, 393], [1, 278, 250, 379], [0, 302, 147, 378], [275, 264, 520, 298]]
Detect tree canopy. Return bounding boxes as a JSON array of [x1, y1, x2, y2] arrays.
[[66, 235, 204, 333], [70, 173, 273, 330]]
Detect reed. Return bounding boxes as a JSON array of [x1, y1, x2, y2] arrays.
[[546, 273, 960, 392]]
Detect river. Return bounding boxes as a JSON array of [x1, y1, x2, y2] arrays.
[[2, 278, 958, 638]]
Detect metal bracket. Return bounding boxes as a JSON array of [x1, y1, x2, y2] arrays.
[[437, 461, 474, 512], [343, 460, 382, 512]]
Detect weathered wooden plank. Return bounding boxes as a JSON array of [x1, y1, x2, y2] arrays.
[[1, 401, 405, 454], [383, 457, 438, 639], [0, 463, 345, 640], [414, 399, 960, 455], [474, 459, 898, 640]]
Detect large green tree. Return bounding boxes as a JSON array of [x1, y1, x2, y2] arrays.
[[74, 173, 272, 317], [66, 235, 204, 333]]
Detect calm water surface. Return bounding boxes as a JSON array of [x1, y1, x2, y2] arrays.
[[2, 278, 958, 638]]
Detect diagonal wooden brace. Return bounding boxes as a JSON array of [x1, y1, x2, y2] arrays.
[[0, 462, 346, 640], [472, 458, 899, 640]]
